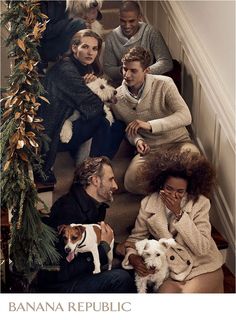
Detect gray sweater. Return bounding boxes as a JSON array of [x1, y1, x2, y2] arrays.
[[103, 22, 173, 83]]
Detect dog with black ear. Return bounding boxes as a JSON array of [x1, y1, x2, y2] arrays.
[[58, 223, 114, 274]]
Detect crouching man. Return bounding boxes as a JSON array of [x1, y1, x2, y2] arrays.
[[38, 156, 136, 293]]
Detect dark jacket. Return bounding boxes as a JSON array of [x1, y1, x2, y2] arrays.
[[39, 185, 110, 292], [39, 55, 105, 170], [39, 1, 85, 61]]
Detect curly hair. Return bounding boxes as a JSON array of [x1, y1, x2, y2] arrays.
[[121, 46, 152, 70], [139, 150, 215, 202], [73, 156, 112, 188]]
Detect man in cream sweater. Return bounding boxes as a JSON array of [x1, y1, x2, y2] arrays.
[[103, 1, 173, 86], [111, 46, 199, 195]]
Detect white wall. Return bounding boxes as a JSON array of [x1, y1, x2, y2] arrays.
[[178, 0, 235, 108], [142, 0, 235, 273]]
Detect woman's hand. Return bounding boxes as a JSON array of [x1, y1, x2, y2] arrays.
[[129, 254, 155, 277], [160, 190, 182, 218], [136, 139, 150, 156], [126, 120, 152, 137], [83, 73, 97, 84]]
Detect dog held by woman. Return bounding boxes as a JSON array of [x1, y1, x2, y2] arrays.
[[60, 77, 116, 143], [60, 77, 117, 164], [124, 238, 175, 293]]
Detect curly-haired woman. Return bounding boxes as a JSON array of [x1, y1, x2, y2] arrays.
[[122, 150, 224, 293]]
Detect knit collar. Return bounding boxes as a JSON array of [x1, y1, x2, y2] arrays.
[[70, 54, 93, 76], [127, 79, 146, 100], [115, 22, 147, 46]]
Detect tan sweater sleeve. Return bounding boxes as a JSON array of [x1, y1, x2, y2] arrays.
[[148, 78, 192, 134]]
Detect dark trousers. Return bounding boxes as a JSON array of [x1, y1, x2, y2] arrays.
[[38, 19, 85, 62], [58, 117, 125, 162], [65, 269, 136, 293], [39, 269, 136, 293], [90, 119, 126, 159]]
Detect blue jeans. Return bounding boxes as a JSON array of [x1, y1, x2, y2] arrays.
[[65, 269, 136, 293], [38, 269, 136, 293], [60, 117, 125, 160]]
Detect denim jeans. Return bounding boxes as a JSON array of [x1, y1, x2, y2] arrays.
[[65, 269, 136, 293], [38, 269, 136, 293]]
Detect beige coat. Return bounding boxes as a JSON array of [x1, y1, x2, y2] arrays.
[[123, 193, 223, 281], [112, 74, 192, 148]]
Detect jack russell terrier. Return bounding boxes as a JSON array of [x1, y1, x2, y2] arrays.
[[58, 223, 114, 274]]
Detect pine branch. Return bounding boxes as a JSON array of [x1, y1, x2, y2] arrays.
[[1, 0, 60, 275]]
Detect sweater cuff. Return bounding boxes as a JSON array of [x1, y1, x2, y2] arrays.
[[100, 241, 111, 254], [148, 119, 161, 134]]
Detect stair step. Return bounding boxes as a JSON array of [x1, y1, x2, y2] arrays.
[[36, 182, 54, 193], [101, 8, 120, 30], [102, 1, 123, 10], [211, 226, 228, 250]]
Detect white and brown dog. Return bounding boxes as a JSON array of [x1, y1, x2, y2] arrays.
[[134, 238, 176, 293], [66, 0, 104, 37], [58, 223, 114, 274]]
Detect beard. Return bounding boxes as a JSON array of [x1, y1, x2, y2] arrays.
[[97, 184, 114, 203]]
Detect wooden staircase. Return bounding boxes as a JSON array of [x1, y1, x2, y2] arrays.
[[2, 1, 233, 293]]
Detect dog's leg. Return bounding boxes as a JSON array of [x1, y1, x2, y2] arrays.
[[104, 105, 114, 125], [107, 239, 114, 270], [60, 120, 73, 143], [91, 247, 101, 274], [135, 276, 148, 293]]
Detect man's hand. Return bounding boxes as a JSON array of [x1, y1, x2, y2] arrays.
[[126, 120, 152, 137], [115, 241, 135, 257], [100, 221, 114, 245], [129, 254, 155, 277], [136, 139, 150, 156], [83, 73, 97, 84]]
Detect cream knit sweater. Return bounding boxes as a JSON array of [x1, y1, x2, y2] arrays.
[[112, 74, 192, 148]]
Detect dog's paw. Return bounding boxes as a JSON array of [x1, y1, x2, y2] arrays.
[[60, 120, 73, 143], [104, 105, 114, 125], [93, 269, 101, 274]]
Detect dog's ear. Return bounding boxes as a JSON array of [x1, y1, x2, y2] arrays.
[[135, 239, 149, 255], [57, 224, 67, 235], [75, 225, 86, 234], [159, 238, 176, 250]]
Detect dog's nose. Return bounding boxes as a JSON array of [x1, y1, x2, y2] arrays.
[[114, 90, 117, 95], [65, 247, 71, 253]]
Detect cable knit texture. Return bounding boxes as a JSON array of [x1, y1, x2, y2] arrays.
[[103, 22, 173, 82], [112, 74, 192, 148], [122, 193, 224, 281]]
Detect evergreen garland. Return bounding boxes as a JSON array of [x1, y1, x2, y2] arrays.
[[1, 0, 60, 274]]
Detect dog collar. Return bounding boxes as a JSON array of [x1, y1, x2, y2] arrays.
[[76, 230, 87, 249]]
